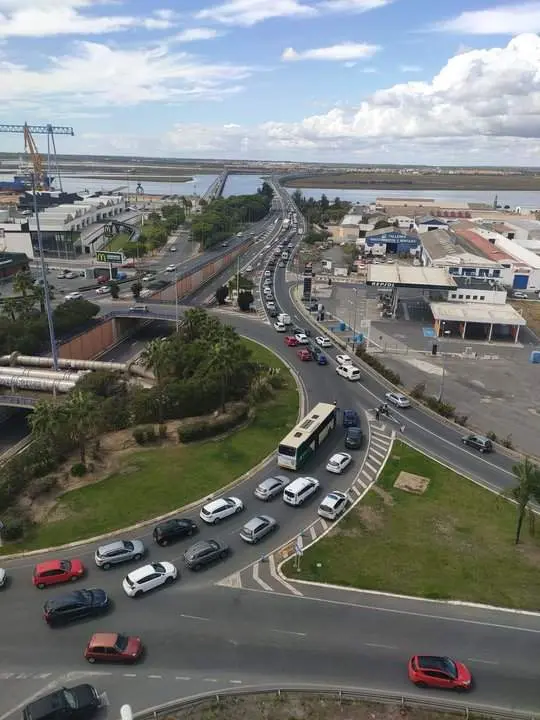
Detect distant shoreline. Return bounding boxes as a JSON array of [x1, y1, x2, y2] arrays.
[[64, 173, 194, 183], [283, 172, 540, 192]]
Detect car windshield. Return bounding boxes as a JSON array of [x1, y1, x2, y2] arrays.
[[152, 562, 165, 573], [329, 459, 339, 466], [123, 541, 134, 551], [442, 658, 458, 677], [114, 634, 129, 652], [62, 689, 78, 709], [59, 560, 71, 571]]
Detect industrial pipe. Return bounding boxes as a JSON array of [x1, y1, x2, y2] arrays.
[[0, 355, 129, 372], [0, 367, 87, 383], [0, 376, 75, 393]]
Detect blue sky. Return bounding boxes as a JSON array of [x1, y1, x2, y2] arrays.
[[0, 0, 539, 164]]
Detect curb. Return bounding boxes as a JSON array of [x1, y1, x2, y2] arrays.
[[291, 285, 533, 463], [0, 337, 307, 561]]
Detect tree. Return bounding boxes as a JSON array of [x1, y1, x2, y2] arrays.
[[227, 273, 253, 296], [30, 400, 68, 446], [374, 219, 391, 230], [204, 326, 243, 411], [509, 457, 540, 544], [131, 281, 142, 300], [109, 281, 120, 299], [215, 285, 228, 305], [65, 391, 100, 465], [141, 338, 173, 422], [13, 271, 34, 298], [237, 290, 253, 312], [32, 284, 54, 314], [2, 297, 21, 321]]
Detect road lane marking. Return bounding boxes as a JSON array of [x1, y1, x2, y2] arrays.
[[253, 562, 273, 592], [364, 461, 379, 475], [268, 553, 303, 596], [369, 448, 387, 460], [356, 478, 367, 489], [175, 676, 191, 681], [271, 629, 307, 637], [364, 642, 398, 650], [148, 675, 163, 679], [350, 485, 361, 497], [309, 526, 317, 541], [467, 658, 500, 665], [229, 680, 243, 684], [319, 519, 329, 531], [123, 674, 137, 678], [180, 614, 210, 621], [361, 469, 373, 482], [203, 678, 218, 683]]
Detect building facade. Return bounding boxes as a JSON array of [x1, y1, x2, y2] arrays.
[[365, 227, 420, 255]]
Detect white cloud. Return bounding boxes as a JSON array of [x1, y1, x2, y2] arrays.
[[0, 1, 176, 37], [282, 42, 380, 61], [0, 41, 251, 111], [399, 64, 421, 72], [316, 0, 391, 12], [434, 2, 540, 35], [196, 0, 316, 26], [159, 33, 540, 164], [172, 27, 222, 42]]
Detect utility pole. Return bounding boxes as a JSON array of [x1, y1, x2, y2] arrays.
[[32, 172, 59, 370], [236, 255, 240, 304], [175, 267, 180, 333]]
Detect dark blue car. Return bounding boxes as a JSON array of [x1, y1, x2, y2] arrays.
[[317, 354, 328, 365], [342, 410, 360, 428]]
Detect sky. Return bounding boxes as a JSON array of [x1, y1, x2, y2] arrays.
[[0, 1, 540, 165]]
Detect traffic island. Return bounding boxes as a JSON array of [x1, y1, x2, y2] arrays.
[[282, 441, 540, 611], [0, 339, 299, 554]]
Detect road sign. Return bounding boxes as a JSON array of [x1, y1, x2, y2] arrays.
[[96, 251, 124, 264], [294, 536, 303, 557]]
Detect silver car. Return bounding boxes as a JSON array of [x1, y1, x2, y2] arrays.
[[94, 539, 145, 570], [385, 392, 411, 408], [239, 515, 278, 544], [254, 475, 290, 501]]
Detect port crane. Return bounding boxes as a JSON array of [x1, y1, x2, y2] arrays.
[[0, 123, 74, 190]]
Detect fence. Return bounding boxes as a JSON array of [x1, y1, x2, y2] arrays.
[[133, 686, 539, 720]]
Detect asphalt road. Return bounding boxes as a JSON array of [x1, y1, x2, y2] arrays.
[[0, 187, 537, 720]]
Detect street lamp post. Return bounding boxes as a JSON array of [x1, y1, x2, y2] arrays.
[[437, 322, 451, 402], [175, 267, 180, 333], [31, 172, 59, 371]]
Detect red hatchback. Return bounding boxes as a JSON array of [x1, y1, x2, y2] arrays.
[[284, 336, 298, 347], [84, 632, 143, 664], [408, 655, 472, 691], [297, 349, 312, 361], [33, 559, 85, 589]]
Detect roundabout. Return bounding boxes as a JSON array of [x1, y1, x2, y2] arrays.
[[0, 195, 539, 720]]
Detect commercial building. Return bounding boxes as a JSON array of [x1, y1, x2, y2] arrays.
[[0, 251, 30, 282], [483, 218, 540, 256], [448, 277, 507, 305], [415, 215, 450, 233], [373, 197, 522, 221], [420, 228, 505, 281], [27, 195, 126, 259], [365, 227, 420, 256]]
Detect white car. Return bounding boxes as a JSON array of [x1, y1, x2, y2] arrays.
[[295, 333, 309, 344], [0, 568, 6, 587], [318, 491, 349, 520], [95, 286, 111, 295], [266, 301, 276, 309], [200, 496, 244, 524], [326, 452, 353, 474], [336, 354, 353, 366], [513, 291, 528, 299], [122, 561, 177, 598], [274, 321, 286, 332], [264, 270, 271, 277], [336, 365, 361, 381], [385, 392, 411, 408], [142, 273, 155, 282], [64, 291, 82, 301], [315, 336, 331, 348], [165, 264, 176, 272], [245, 265, 253, 272]]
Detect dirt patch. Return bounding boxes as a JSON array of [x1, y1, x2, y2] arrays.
[[172, 692, 468, 720], [355, 505, 385, 533], [371, 485, 395, 505], [394, 471, 430, 495]]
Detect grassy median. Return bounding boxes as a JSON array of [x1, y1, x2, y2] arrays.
[[7, 339, 298, 552], [284, 441, 540, 611]]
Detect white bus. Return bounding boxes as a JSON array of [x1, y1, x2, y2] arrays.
[[277, 402, 338, 470]]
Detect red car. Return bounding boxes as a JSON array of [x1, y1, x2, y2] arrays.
[[297, 348, 312, 361], [284, 336, 298, 347], [33, 559, 85, 589], [84, 632, 143, 664], [408, 655, 472, 691]]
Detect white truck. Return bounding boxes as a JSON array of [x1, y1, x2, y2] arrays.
[[277, 313, 291, 325]]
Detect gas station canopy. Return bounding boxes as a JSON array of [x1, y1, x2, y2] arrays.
[[367, 265, 457, 290]]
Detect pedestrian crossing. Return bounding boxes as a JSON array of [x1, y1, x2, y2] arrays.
[[216, 421, 394, 596]]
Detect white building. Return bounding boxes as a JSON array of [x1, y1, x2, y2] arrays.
[[482, 218, 540, 255], [415, 215, 450, 233], [0, 219, 34, 258], [419, 228, 507, 281], [448, 277, 507, 305]]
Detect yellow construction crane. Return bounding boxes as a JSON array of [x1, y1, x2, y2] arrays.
[[0, 122, 74, 190]]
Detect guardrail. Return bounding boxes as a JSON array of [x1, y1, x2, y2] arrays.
[[0, 395, 38, 408], [133, 685, 539, 720]]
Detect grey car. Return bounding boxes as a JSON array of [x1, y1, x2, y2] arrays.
[[94, 539, 145, 570], [239, 515, 278, 544], [184, 539, 229, 571], [254, 475, 290, 501]]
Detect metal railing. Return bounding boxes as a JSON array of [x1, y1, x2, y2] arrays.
[[133, 686, 539, 720], [0, 395, 38, 408]]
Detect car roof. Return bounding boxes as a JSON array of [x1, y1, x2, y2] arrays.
[[204, 498, 229, 511], [330, 452, 348, 461], [127, 564, 161, 582], [35, 559, 65, 572], [244, 515, 274, 530], [416, 655, 449, 670], [98, 540, 127, 553], [323, 492, 346, 505], [186, 540, 218, 555], [89, 633, 119, 649]]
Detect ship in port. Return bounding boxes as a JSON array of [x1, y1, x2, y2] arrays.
[[0, 174, 54, 193]]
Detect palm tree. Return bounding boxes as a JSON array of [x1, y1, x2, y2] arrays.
[[141, 338, 172, 423], [205, 327, 242, 412], [30, 400, 68, 443], [65, 390, 99, 465], [2, 297, 21, 321], [13, 271, 35, 298], [509, 457, 540, 544], [32, 284, 54, 314]]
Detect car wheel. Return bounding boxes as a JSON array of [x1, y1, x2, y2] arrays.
[[134, 590, 142, 598], [161, 539, 169, 546], [70, 576, 78, 582], [235, 505, 243, 514], [414, 682, 427, 688], [219, 551, 228, 559], [86, 657, 96, 664], [133, 554, 142, 561], [455, 686, 469, 693], [165, 576, 174, 585], [37, 583, 45, 590], [102, 563, 111, 570], [187, 529, 193, 537], [193, 564, 202, 571], [213, 517, 221, 524], [480, 448, 485, 453]]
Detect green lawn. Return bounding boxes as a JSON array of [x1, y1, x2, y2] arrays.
[[103, 232, 131, 252], [5, 339, 298, 552], [284, 441, 540, 611]]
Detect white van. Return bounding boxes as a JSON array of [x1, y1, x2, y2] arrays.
[[283, 476, 320, 506], [336, 365, 361, 382], [278, 313, 291, 325]]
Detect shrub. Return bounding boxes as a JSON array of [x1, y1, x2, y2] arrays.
[[132, 426, 157, 445], [411, 382, 426, 400], [355, 347, 401, 385], [70, 462, 87, 477], [158, 424, 168, 439], [455, 414, 468, 426], [424, 395, 455, 418], [27, 475, 59, 500], [132, 427, 146, 445], [501, 434, 514, 449], [0, 513, 28, 541], [486, 431, 498, 442], [177, 405, 249, 443]]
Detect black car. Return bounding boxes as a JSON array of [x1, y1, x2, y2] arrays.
[[23, 684, 101, 720], [184, 539, 229, 571], [268, 308, 279, 318], [293, 326, 311, 337], [345, 426, 363, 449], [461, 434, 493, 453], [153, 518, 198, 546], [43, 589, 109, 627]]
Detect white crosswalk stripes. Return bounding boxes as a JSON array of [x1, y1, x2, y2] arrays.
[[216, 419, 394, 596]]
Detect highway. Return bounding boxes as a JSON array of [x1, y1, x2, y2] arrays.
[[0, 183, 537, 720]]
